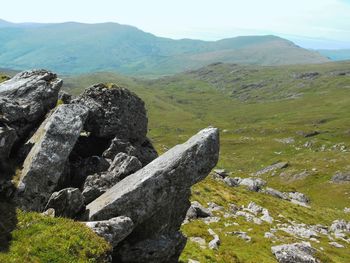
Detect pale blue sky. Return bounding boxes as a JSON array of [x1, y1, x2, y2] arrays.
[[2, 0, 350, 48]]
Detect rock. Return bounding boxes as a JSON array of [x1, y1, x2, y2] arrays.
[[236, 211, 262, 225], [331, 171, 350, 183], [58, 91, 72, 104], [74, 83, 147, 140], [188, 259, 200, 263], [330, 219, 349, 233], [261, 209, 274, 224], [288, 192, 310, 204], [85, 216, 134, 247], [239, 177, 266, 192], [15, 104, 88, 211], [45, 188, 84, 218], [263, 187, 290, 200], [82, 153, 142, 204], [0, 179, 15, 198], [247, 202, 263, 215], [0, 70, 62, 139], [213, 169, 228, 179], [202, 216, 221, 225], [207, 202, 224, 212], [84, 127, 219, 262], [329, 241, 344, 248], [344, 207, 350, 213], [279, 224, 318, 239], [231, 231, 251, 242], [103, 136, 158, 167], [255, 162, 288, 176], [208, 229, 220, 250], [271, 242, 319, 263], [224, 177, 241, 187], [0, 124, 17, 161], [185, 201, 212, 220], [295, 72, 320, 80], [115, 232, 186, 263], [296, 130, 320, 138], [189, 237, 206, 249], [275, 138, 295, 144], [42, 208, 55, 217], [264, 232, 276, 239]]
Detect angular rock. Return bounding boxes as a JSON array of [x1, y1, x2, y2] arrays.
[[103, 136, 158, 166], [263, 187, 290, 200], [208, 229, 220, 249], [16, 104, 88, 211], [331, 172, 350, 183], [189, 237, 206, 249], [82, 153, 142, 204], [0, 70, 62, 139], [45, 188, 84, 218], [0, 124, 17, 161], [288, 192, 310, 204], [85, 216, 134, 247], [224, 177, 241, 187], [271, 242, 319, 263], [231, 231, 251, 242], [239, 177, 266, 192], [329, 241, 344, 248], [74, 83, 147, 140], [330, 219, 349, 233], [85, 127, 219, 262], [213, 169, 229, 179], [58, 91, 72, 104]]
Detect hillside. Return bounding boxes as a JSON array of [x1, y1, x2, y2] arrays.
[[0, 20, 328, 76], [318, 49, 350, 61], [64, 61, 350, 262]]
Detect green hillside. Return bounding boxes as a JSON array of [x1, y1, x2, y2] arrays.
[[318, 49, 350, 61], [0, 20, 329, 76], [64, 61, 350, 262]]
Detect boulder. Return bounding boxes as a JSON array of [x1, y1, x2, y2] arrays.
[[224, 177, 241, 187], [15, 104, 88, 211], [239, 177, 266, 192], [84, 127, 219, 262], [288, 192, 310, 204], [85, 216, 134, 247], [45, 188, 84, 218], [103, 136, 158, 166], [255, 162, 288, 176], [331, 172, 350, 183], [0, 124, 17, 161], [271, 242, 319, 263], [208, 229, 220, 250], [82, 153, 142, 204], [263, 187, 290, 200], [185, 201, 212, 220], [0, 70, 62, 139], [74, 83, 147, 140]]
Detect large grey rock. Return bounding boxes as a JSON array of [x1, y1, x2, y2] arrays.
[[255, 162, 288, 176], [185, 201, 212, 220], [45, 188, 84, 218], [331, 171, 350, 183], [103, 136, 158, 166], [239, 177, 266, 192], [263, 187, 290, 200], [82, 153, 142, 204], [271, 242, 319, 263], [85, 216, 134, 247], [0, 70, 62, 139], [0, 124, 17, 161], [85, 127, 219, 262], [74, 83, 147, 140], [288, 192, 310, 204], [16, 104, 88, 211]]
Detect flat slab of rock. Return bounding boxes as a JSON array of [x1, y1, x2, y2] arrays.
[[255, 162, 288, 176], [85, 127, 219, 222], [331, 172, 350, 183], [85, 216, 134, 247], [16, 104, 88, 211]]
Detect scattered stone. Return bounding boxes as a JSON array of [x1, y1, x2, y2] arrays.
[[41, 208, 55, 218], [261, 209, 274, 224], [331, 172, 350, 183], [202, 216, 221, 225], [329, 241, 344, 248], [186, 201, 212, 221], [254, 162, 288, 176], [208, 229, 220, 250], [85, 216, 134, 247], [247, 202, 263, 215], [294, 72, 320, 80], [263, 187, 290, 200], [207, 202, 224, 212], [296, 130, 320, 138], [344, 207, 350, 213], [239, 177, 266, 192], [224, 177, 241, 187], [264, 232, 276, 239], [16, 104, 88, 211], [45, 188, 84, 218], [329, 219, 350, 233], [213, 169, 229, 179], [271, 242, 319, 263], [275, 138, 295, 144], [279, 224, 318, 239], [288, 192, 310, 205], [231, 231, 251, 242]]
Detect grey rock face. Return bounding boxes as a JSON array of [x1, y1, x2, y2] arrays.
[[45, 188, 84, 218], [288, 192, 310, 204], [263, 187, 290, 200], [271, 242, 319, 263], [0, 124, 17, 172], [82, 153, 142, 204], [224, 177, 241, 187], [0, 70, 62, 139], [74, 83, 147, 140], [240, 177, 266, 192], [58, 91, 72, 104], [16, 104, 88, 211], [85, 216, 134, 247], [331, 171, 350, 183], [85, 127, 219, 262], [103, 136, 158, 166]]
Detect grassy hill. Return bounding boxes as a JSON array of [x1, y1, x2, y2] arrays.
[[64, 61, 350, 262], [318, 49, 350, 61], [0, 20, 329, 76]]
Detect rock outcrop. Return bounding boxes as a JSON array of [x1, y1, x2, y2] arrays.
[[1, 70, 220, 263], [271, 242, 319, 263]]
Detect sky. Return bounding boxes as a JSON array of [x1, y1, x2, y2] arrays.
[[2, 0, 350, 49]]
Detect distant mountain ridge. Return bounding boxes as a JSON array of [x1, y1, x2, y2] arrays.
[[0, 19, 329, 76], [318, 49, 350, 61]]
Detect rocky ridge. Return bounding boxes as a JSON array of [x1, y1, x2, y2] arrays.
[[0, 70, 220, 262]]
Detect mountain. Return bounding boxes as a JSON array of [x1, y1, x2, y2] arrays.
[[318, 49, 350, 61], [0, 20, 329, 76]]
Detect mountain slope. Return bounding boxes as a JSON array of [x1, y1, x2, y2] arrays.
[[0, 20, 329, 76]]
